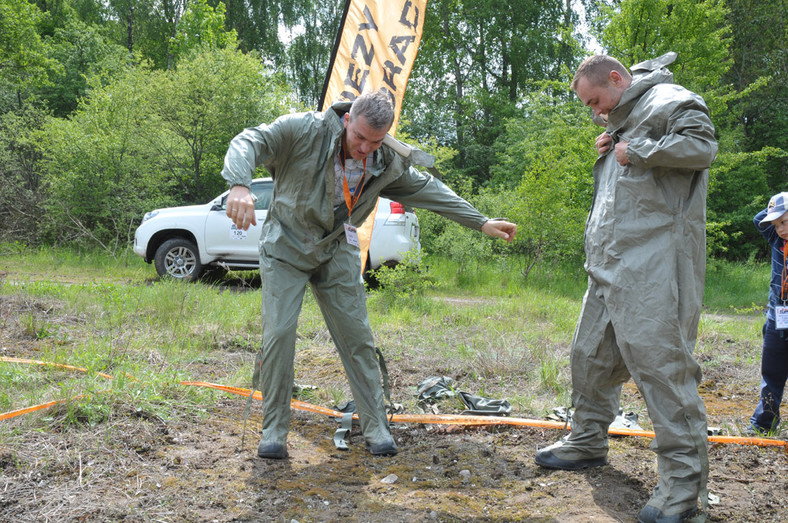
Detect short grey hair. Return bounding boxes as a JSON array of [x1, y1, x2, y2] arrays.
[[349, 88, 395, 130]]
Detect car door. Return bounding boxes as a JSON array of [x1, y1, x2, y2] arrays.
[[203, 180, 273, 261]]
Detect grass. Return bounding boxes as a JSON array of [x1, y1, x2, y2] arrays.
[[704, 257, 770, 312], [0, 245, 778, 440]]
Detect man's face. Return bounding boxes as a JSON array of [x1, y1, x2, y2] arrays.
[[342, 113, 388, 160], [771, 211, 788, 240], [575, 71, 630, 117]]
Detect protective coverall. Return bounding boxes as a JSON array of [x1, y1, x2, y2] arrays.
[[554, 54, 718, 516], [221, 101, 489, 450]]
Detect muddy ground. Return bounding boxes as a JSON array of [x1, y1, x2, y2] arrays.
[[1, 282, 787, 522], [1, 396, 786, 522]]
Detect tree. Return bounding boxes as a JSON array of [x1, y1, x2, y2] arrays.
[[38, 16, 130, 116], [0, 0, 60, 105], [720, 0, 787, 177], [39, 65, 171, 250], [401, 0, 584, 186], [223, 0, 285, 58], [283, 0, 345, 107], [170, 0, 237, 63], [150, 44, 293, 203], [37, 45, 293, 250], [706, 144, 787, 259], [103, 0, 188, 69], [595, 0, 731, 113], [709, 0, 788, 260], [490, 87, 598, 268], [222, 0, 344, 107], [0, 103, 50, 242]]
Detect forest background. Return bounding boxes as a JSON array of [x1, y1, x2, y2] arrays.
[[0, 0, 786, 270]]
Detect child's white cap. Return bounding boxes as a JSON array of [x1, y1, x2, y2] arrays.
[[763, 192, 788, 223]]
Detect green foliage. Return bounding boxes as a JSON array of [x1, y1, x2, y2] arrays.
[[169, 0, 237, 63], [721, 0, 788, 153], [707, 0, 788, 261], [223, 0, 286, 58], [370, 251, 436, 304], [402, 0, 583, 184], [488, 87, 597, 267], [36, 46, 292, 251], [39, 65, 172, 251], [281, 0, 345, 107], [596, 0, 731, 114], [38, 15, 131, 117], [221, 0, 346, 107], [0, 0, 784, 266], [0, 102, 49, 243], [0, 0, 61, 95], [708, 146, 788, 259], [148, 44, 293, 202]]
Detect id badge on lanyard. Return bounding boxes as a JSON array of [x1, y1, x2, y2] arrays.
[[776, 306, 788, 329], [343, 223, 360, 247], [342, 156, 367, 248], [779, 242, 788, 329]]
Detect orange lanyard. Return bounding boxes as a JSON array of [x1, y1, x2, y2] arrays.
[[341, 156, 367, 219], [782, 242, 788, 302]]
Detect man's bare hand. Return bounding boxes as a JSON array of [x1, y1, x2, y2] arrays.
[[614, 141, 629, 166], [481, 220, 517, 243], [596, 132, 613, 155], [226, 185, 257, 230]]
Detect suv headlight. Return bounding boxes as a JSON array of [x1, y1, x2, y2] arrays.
[[141, 210, 159, 223]]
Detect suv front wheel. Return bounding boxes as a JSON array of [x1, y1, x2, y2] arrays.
[[154, 238, 203, 281]]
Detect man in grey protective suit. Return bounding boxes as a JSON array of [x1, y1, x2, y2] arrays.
[[533, 54, 717, 523], [221, 89, 517, 460]]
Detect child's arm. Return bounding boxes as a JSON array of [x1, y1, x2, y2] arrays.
[[754, 208, 780, 244]]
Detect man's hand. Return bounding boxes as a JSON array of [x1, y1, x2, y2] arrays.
[[226, 185, 257, 230], [614, 140, 629, 166], [481, 220, 517, 243], [595, 132, 613, 155]]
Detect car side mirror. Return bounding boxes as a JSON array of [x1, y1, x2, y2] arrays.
[[210, 197, 226, 212]]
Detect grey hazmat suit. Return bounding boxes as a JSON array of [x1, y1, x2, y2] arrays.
[[557, 54, 718, 516], [221, 101, 490, 450]]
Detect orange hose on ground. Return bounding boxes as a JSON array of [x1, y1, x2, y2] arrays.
[[0, 397, 86, 421], [180, 381, 787, 450], [1, 358, 784, 450], [0, 358, 115, 421], [0, 356, 114, 380], [0, 392, 110, 421]]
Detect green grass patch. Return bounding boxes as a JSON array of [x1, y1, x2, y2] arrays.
[[0, 243, 151, 282], [704, 257, 769, 312]]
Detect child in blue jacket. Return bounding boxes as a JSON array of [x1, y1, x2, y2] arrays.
[[750, 191, 788, 435]]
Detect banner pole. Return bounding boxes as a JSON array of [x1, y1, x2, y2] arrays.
[[318, 0, 352, 111]]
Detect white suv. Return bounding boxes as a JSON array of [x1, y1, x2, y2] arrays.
[[133, 178, 420, 281]]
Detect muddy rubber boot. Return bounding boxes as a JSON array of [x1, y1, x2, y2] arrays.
[[367, 438, 398, 456], [534, 439, 607, 470], [637, 505, 705, 523], [257, 440, 288, 459]]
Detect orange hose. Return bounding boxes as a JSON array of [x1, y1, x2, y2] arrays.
[[180, 381, 787, 450], [1, 359, 785, 450], [0, 397, 84, 421], [0, 392, 111, 421], [0, 356, 114, 380]]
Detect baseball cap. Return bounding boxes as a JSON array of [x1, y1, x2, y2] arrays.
[[762, 192, 788, 223]]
